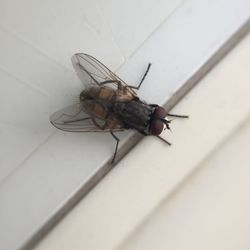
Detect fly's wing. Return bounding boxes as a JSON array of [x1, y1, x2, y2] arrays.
[[50, 103, 124, 132], [71, 53, 137, 96]]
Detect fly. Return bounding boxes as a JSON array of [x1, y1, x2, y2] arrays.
[[50, 53, 188, 163]]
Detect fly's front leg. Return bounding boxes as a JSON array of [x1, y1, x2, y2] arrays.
[[167, 114, 189, 119], [149, 105, 189, 119], [127, 63, 152, 90], [99, 80, 124, 93]]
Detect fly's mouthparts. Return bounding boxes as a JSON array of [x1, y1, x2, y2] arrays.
[[159, 118, 171, 130]]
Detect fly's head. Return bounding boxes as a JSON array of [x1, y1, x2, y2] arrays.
[[149, 106, 171, 135]]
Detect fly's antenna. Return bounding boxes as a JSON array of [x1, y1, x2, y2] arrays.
[[162, 113, 189, 130], [159, 118, 171, 130]]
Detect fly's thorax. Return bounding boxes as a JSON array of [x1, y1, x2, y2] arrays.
[[113, 101, 154, 133], [113, 101, 170, 135]]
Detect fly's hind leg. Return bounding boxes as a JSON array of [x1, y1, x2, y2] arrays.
[[110, 131, 120, 164]]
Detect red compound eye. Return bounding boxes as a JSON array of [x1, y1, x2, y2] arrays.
[[153, 106, 167, 119], [149, 119, 164, 135]]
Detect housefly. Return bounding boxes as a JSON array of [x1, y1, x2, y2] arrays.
[[50, 53, 188, 163]]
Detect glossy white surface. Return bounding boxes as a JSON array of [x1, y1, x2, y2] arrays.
[[35, 33, 250, 250], [0, 0, 249, 249]]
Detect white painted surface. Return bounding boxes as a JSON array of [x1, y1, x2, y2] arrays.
[[35, 33, 250, 250], [0, 0, 249, 249], [120, 118, 250, 250]]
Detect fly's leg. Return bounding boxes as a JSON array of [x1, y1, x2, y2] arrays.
[[99, 62, 151, 91], [99, 80, 124, 92], [156, 135, 171, 146], [149, 105, 189, 119], [127, 63, 152, 90], [167, 114, 189, 119], [110, 131, 120, 163]]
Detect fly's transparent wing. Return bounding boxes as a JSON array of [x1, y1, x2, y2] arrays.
[[71, 53, 136, 95], [50, 103, 123, 132], [50, 103, 98, 132]]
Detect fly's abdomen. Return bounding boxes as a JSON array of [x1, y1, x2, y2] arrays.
[[113, 101, 153, 133]]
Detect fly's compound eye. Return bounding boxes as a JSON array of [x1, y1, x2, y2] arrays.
[[149, 106, 170, 135], [153, 106, 167, 119], [149, 119, 164, 135]]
